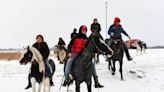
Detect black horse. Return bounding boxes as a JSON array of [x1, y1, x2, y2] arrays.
[[19, 46, 55, 92], [105, 38, 124, 80], [69, 34, 113, 92]]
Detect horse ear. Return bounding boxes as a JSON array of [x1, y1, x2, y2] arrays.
[[27, 46, 30, 51]]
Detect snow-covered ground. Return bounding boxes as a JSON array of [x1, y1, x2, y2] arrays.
[[0, 49, 164, 92]]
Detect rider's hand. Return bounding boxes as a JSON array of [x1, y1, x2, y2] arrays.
[[68, 53, 72, 58]]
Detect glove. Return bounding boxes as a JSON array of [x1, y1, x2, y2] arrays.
[[111, 32, 114, 36], [68, 53, 72, 58]]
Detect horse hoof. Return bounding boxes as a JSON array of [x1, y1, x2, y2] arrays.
[[112, 72, 115, 75]]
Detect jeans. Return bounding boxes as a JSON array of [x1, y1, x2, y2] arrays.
[[91, 62, 97, 77], [64, 53, 78, 80], [44, 59, 52, 77]]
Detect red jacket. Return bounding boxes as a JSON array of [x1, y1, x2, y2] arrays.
[[68, 34, 87, 54]]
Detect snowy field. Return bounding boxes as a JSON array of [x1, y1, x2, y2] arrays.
[[0, 49, 164, 92]]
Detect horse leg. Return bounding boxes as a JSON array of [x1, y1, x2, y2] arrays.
[[119, 60, 124, 80], [112, 61, 116, 75], [75, 81, 80, 92], [108, 60, 111, 71], [37, 83, 42, 92], [31, 77, 36, 92], [86, 79, 92, 92]]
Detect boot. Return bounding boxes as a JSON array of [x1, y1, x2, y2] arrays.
[[50, 78, 54, 86], [25, 74, 32, 89], [95, 82, 104, 88], [127, 56, 133, 61], [93, 76, 104, 88], [62, 80, 69, 86], [25, 82, 31, 89]]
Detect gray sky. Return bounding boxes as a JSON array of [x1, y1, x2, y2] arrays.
[[0, 0, 164, 48]]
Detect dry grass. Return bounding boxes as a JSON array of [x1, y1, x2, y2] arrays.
[[0, 52, 21, 61]]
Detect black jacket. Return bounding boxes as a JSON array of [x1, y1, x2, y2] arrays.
[[33, 42, 50, 60], [58, 39, 65, 46], [91, 23, 101, 32]]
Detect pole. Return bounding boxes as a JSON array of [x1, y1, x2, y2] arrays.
[[105, 1, 108, 39]]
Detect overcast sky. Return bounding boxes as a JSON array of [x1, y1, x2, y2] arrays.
[[0, 0, 164, 48]]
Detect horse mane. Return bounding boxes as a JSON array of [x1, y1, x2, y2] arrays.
[[29, 46, 45, 73]]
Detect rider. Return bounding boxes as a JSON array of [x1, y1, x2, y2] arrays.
[[90, 18, 103, 40], [108, 17, 133, 61], [25, 34, 53, 89], [71, 28, 78, 39], [58, 37, 66, 49], [63, 25, 104, 88]]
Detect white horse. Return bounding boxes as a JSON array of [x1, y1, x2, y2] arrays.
[[134, 41, 146, 55], [53, 45, 67, 64], [19, 46, 55, 92]]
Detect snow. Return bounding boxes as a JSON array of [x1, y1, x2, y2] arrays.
[[0, 49, 164, 92]]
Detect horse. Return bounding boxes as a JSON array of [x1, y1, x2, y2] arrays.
[[105, 38, 124, 80], [68, 34, 113, 92], [19, 46, 55, 92], [53, 45, 67, 64], [135, 41, 146, 55]]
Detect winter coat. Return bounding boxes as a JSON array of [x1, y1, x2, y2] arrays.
[[33, 42, 50, 60], [71, 32, 78, 39], [67, 33, 88, 54], [108, 24, 129, 39], [91, 23, 101, 33], [58, 39, 65, 47]]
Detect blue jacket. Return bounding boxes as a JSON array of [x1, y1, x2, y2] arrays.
[[108, 24, 129, 39]]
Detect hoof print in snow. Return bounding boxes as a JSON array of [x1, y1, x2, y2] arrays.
[[137, 75, 143, 78]]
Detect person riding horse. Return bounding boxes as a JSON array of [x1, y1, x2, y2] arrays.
[[63, 25, 104, 88], [58, 37, 66, 49], [108, 17, 133, 61], [71, 28, 78, 39], [90, 18, 103, 40], [25, 34, 54, 89]]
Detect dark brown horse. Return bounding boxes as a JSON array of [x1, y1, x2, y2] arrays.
[[69, 35, 113, 92], [106, 38, 124, 80]]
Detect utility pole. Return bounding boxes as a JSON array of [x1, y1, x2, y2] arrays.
[[105, 1, 108, 39]]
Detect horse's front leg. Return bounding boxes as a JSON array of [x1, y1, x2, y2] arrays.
[[37, 83, 42, 92], [108, 59, 112, 71], [43, 78, 51, 92], [112, 61, 116, 75], [119, 60, 124, 80], [86, 79, 92, 92], [31, 77, 36, 92], [75, 81, 80, 92], [47, 78, 51, 92]]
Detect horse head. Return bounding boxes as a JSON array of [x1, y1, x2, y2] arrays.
[[88, 33, 113, 58], [19, 46, 45, 73], [111, 39, 123, 55], [19, 46, 34, 65]]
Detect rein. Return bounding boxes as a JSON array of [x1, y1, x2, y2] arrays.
[[92, 38, 107, 55]]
